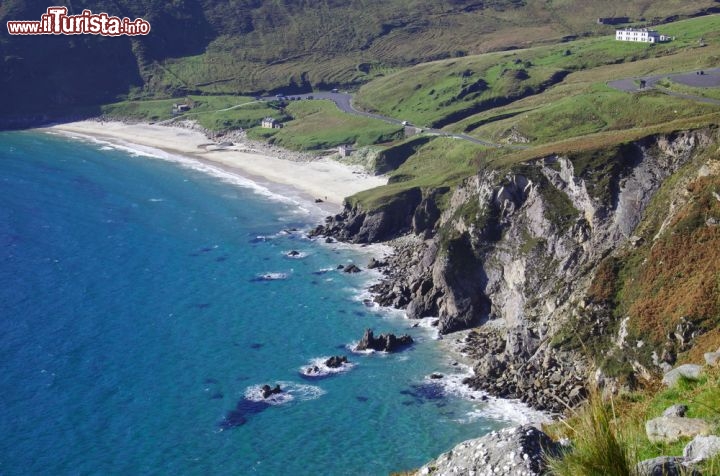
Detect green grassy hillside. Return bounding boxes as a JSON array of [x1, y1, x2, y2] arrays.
[[2, 0, 720, 121]]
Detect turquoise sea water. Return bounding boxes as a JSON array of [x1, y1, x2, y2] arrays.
[[0, 131, 519, 475]]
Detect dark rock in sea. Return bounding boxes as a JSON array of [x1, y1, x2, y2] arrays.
[[344, 264, 362, 273], [219, 410, 247, 429], [325, 355, 349, 368], [287, 250, 301, 257], [408, 382, 444, 401], [307, 224, 326, 238], [219, 398, 271, 430], [337, 264, 345, 270], [356, 395, 369, 402], [355, 328, 414, 352], [367, 258, 388, 269], [261, 384, 282, 399], [305, 365, 322, 375], [325, 237, 335, 243], [315, 198, 324, 203], [362, 299, 374, 307], [430, 373, 444, 379]]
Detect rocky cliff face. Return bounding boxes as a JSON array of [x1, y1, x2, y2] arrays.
[[317, 128, 718, 413]]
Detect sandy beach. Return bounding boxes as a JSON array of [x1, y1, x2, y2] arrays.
[[43, 121, 386, 209]]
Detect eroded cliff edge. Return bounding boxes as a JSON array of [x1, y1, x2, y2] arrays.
[[311, 127, 720, 414]]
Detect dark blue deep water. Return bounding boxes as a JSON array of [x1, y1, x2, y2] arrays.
[[0, 131, 516, 475]]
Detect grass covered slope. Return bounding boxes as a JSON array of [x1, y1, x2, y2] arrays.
[[249, 100, 403, 151], [355, 15, 720, 131], [547, 368, 720, 475], [2, 0, 720, 121]]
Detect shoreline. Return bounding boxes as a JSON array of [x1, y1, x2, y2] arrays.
[[40, 119, 549, 428], [41, 120, 386, 214]]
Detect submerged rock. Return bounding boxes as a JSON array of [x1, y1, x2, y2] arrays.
[[355, 328, 413, 352]]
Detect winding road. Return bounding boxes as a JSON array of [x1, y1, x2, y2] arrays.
[[261, 91, 524, 149], [258, 67, 720, 151]]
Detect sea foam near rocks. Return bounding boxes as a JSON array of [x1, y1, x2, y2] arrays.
[[243, 382, 326, 405], [299, 357, 355, 377]]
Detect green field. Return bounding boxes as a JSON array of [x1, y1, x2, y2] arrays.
[[351, 138, 487, 208], [248, 100, 403, 151], [656, 77, 720, 100], [355, 15, 720, 130], [101, 95, 288, 131]]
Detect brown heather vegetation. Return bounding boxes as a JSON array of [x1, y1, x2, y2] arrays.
[[587, 256, 621, 305], [626, 175, 720, 343]]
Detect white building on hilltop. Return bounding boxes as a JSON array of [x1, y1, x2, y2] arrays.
[[616, 28, 669, 43]]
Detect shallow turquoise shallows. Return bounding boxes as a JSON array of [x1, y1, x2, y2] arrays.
[[0, 131, 508, 475]]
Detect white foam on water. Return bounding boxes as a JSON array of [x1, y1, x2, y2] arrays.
[[299, 357, 355, 377], [427, 364, 551, 426], [255, 272, 289, 281], [346, 341, 375, 355], [283, 250, 308, 259], [243, 381, 326, 405], [313, 267, 334, 274], [49, 129, 324, 216]]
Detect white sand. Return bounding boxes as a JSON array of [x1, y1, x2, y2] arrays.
[[43, 121, 386, 208]]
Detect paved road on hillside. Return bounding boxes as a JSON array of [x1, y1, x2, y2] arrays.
[[608, 67, 720, 105], [261, 91, 526, 149]]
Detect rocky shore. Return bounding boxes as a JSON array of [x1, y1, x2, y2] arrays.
[[308, 129, 718, 418]]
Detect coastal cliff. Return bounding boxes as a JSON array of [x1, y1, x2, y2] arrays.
[[312, 127, 720, 414]]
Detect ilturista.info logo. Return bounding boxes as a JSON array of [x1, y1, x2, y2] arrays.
[[7, 7, 151, 36]]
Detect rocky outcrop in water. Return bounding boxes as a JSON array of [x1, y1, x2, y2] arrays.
[[355, 329, 413, 352], [325, 355, 349, 368], [261, 384, 282, 399], [315, 129, 718, 413]]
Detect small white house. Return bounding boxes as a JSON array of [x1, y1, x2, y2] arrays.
[[338, 144, 352, 157], [616, 28, 669, 43], [261, 117, 282, 129]]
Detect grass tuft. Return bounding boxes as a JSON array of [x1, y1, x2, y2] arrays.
[[547, 390, 636, 476]]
